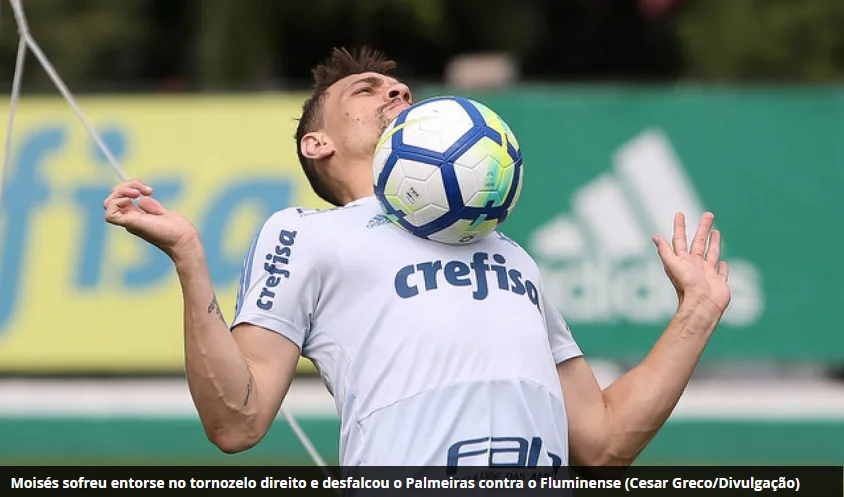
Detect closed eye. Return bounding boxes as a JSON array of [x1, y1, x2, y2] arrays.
[[353, 87, 373, 95]]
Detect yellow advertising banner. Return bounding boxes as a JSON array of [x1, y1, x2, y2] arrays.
[[0, 95, 328, 373]]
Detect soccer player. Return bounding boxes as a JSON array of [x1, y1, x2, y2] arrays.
[[103, 47, 731, 468]]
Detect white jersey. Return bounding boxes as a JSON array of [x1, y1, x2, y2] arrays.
[[231, 196, 582, 468]]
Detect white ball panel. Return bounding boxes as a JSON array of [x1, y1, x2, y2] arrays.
[[507, 165, 524, 214], [399, 158, 439, 181], [396, 177, 430, 213], [404, 98, 470, 123], [372, 141, 393, 184], [413, 204, 449, 226], [465, 190, 502, 209], [453, 136, 494, 171], [453, 163, 477, 206], [401, 100, 474, 154], [423, 167, 450, 210], [472, 153, 503, 192], [382, 163, 404, 197]]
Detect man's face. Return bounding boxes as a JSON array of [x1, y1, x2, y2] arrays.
[[321, 72, 413, 161]]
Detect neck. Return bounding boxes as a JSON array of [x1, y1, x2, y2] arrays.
[[327, 157, 375, 206]]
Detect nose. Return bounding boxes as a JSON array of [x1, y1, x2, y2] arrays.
[[386, 82, 412, 104]]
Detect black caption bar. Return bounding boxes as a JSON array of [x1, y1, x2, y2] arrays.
[[2, 466, 842, 496]]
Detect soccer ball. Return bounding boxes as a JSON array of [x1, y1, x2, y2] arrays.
[[372, 96, 523, 245]]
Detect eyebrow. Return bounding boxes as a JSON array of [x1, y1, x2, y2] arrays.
[[347, 76, 385, 92]]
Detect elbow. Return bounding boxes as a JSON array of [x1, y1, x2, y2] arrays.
[[587, 452, 634, 469], [572, 455, 632, 480], [571, 443, 637, 478], [205, 425, 264, 454]]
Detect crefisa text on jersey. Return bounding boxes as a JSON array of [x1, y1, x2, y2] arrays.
[[394, 252, 541, 312], [256, 229, 297, 311]]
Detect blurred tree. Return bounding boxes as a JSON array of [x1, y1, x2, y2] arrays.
[[4, 0, 842, 90], [676, 0, 844, 82], [0, 0, 149, 92], [192, 0, 448, 89]]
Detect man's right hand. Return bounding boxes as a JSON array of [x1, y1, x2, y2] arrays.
[[103, 179, 200, 260]]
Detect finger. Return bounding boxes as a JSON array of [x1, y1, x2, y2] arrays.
[[105, 197, 137, 223], [113, 197, 134, 210], [718, 261, 729, 281], [705, 229, 721, 267], [672, 212, 687, 255], [116, 179, 153, 196], [138, 196, 166, 215], [116, 186, 143, 199], [690, 212, 715, 257], [103, 187, 143, 209], [652, 234, 676, 263]]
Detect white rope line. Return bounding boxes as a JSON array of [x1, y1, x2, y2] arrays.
[[282, 408, 331, 473], [9, 0, 127, 182], [3, 0, 329, 470], [0, 30, 26, 212]]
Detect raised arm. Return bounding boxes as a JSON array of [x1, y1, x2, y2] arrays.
[[174, 243, 299, 453], [557, 212, 730, 467], [103, 180, 300, 453]]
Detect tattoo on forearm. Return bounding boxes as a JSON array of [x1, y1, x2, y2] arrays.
[[243, 375, 253, 406], [207, 294, 227, 326]]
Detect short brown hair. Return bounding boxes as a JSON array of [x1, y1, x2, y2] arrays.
[[295, 47, 398, 206]]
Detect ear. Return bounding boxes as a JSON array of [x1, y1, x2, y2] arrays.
[[300, 132, 335, 161]]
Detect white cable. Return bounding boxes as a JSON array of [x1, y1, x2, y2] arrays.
[[8, 0, 127, 182], [3, 0, 330, 470], [282, 408, 331, 474], [0, 30, 26, 212]]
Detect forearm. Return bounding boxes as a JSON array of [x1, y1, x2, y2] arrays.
[[172, 240, 258, 448], [601, 297, 722, 464]]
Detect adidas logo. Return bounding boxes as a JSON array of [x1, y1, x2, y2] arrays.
[[530, 129, 764, 327], [367, 214, 391, 228]]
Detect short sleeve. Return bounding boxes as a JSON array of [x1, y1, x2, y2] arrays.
[[540, 288, 583, 365], [230, 209, 320, 350]]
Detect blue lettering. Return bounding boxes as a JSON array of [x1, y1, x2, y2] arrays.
[[278, 229, 297, 246], [446, 436, 561, 474], [257, 288, 275, 310], [416, 261, 442, 290], [526, 436, 542, 466], [444, 261, 471, 286], [274, 245, 291, 263], [525, 281, 540, 308], [395, 265, 418, 298], [394, 252, 540, 312], [73, 185, 114, 288], [0, 126, 62, 334], [74, 129, 130, 288], [488, 437, 528, 467], [446, 437, 489, 471], [0, 123, 298, 338], [508, 269, 526, 295], [203, 180, 292, 285], [253, 229, 297, 311], [469, 252, 490, 300], [491, 254, 509, 290]]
